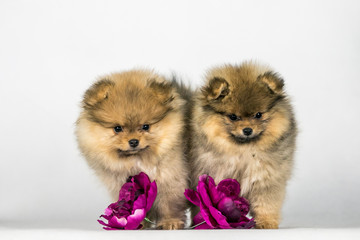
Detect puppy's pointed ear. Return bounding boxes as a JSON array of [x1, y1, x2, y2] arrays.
[[258, 71, 284, 94], [148, 80, 174, 104], [83, 79, 114, 109], [202, 77, 229, 101]]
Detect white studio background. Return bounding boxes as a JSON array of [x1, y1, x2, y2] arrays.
[[0, 0, 359, 230]]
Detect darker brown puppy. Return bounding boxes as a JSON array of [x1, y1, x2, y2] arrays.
[[190, 62, 297, 229]]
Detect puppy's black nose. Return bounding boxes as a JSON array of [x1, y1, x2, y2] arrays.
[[243, 128, 253, 136], [128, 139, 139, 148]]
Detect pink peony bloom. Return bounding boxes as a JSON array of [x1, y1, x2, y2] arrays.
[[98, 172, 157, 230], [185, 175, 255, 229]]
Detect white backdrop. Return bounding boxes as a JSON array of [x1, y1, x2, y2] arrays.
[[0, 0, 360, 230]]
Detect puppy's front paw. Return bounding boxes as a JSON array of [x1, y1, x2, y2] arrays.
[[255, 216, 279, 229], [157, 218, 184, 230]]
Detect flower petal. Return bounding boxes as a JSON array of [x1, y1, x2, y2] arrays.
[[108, 216, 127, 228], [217, 179, 240, 199], [192, 212, 214, 229], [208, 205, 231, 229], [102, 227, 121, 230], [234, 197, 250, 215], [99, 214, 111, 221], [198, 174, 209, 183], [199, 202, 218, 228], [197, 181, 213, 207], [207, 176, 222, 205], [98, 215, 127, 229], [184, 189, 200, 206], [104, 207, 113, 216], [133, 172, 151, 190], [145, 181, 157, 212], [107, 202, 119, 211], [193, 211, 205, 225], [124, 208, 146, 230], [119, 182, 135, 202], [218, 197, 242, 223], [133, 194, 146, 210], [97, 219, 111, 228], [117, 217, 128, 227]]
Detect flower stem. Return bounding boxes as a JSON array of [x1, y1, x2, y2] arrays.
[[189, 221, 206, 229], [144, 217, 156, 225]]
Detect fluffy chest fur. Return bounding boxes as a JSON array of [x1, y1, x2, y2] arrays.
[[194, 146, 279, 196]]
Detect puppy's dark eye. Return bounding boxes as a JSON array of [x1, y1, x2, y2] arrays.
[[114, 126, 123, 133], [142, 124, 150, 131], [228, 114, 238, 121], [255, 112, 262, 119]]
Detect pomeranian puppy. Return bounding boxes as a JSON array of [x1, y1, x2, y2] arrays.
[[75, 69, 189, 230], [189, 62, 297, 229]]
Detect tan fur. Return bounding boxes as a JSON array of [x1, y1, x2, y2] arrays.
[[75, 69, 189, 230], [190, 62, 297, 229]]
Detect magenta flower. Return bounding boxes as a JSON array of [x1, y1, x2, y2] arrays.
[[185, 175, 255, 229], [98, 172, 157, 230]]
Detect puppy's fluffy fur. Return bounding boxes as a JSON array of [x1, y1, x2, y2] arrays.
[[189, 62, 297, 229], [75, 69, 189, 230]]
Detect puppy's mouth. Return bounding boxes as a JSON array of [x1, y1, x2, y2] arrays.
[[230, 132, 262, 144], [117, 146, 150, 157]]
